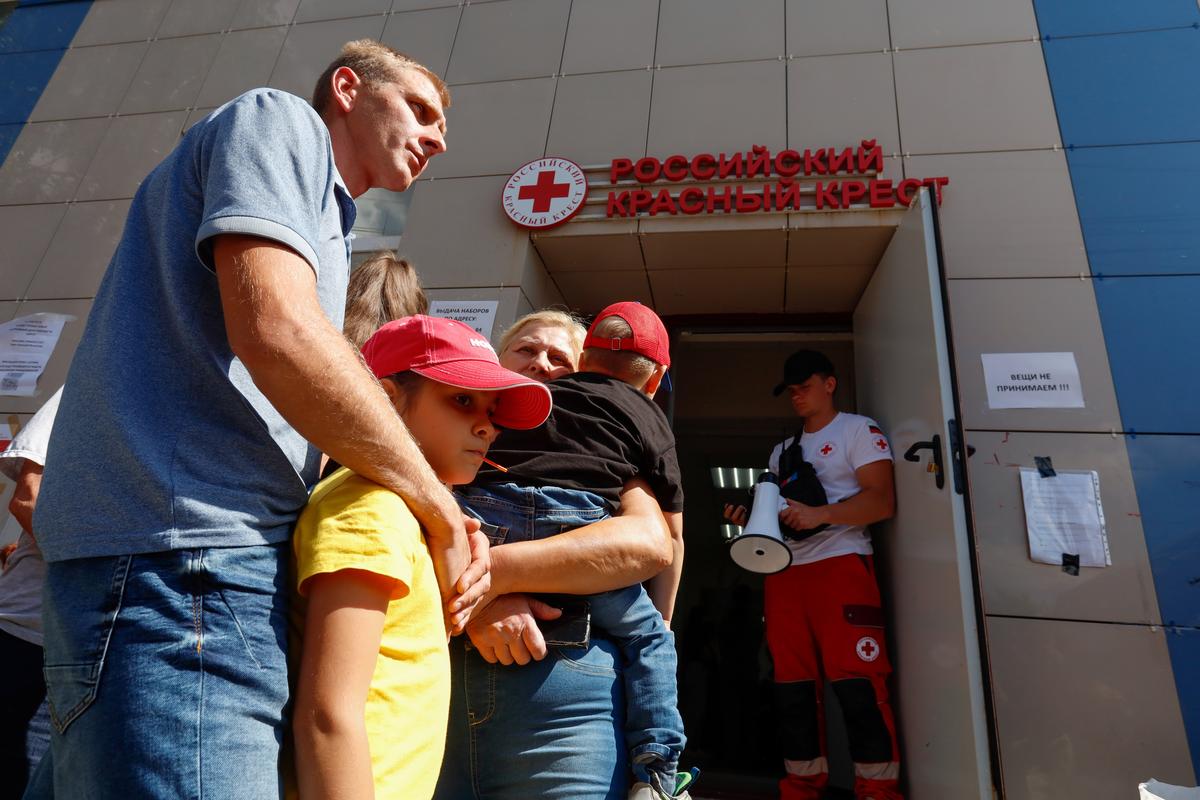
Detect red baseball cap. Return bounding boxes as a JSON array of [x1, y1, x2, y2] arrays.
[[361, 315, 552, 430], [583, 301, 671, 368]]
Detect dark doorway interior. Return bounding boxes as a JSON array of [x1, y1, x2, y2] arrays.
[[667, 333, 858, 798]]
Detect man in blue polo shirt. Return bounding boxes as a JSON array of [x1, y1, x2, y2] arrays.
[[28, 40, 481, 798]]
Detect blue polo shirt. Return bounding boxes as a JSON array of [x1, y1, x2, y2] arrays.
[[35, 89, 356, 561]]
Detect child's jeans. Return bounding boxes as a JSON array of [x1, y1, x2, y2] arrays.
[[456, 483, 686, 779]]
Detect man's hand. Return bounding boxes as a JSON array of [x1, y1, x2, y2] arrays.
[[444, 524, 491, 633], [465, 594, 562, 666], [723, 503, 749, 526], [780, 498, 831, 531]]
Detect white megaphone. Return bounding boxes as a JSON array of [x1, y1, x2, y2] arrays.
[[729, 472, 793, 574]]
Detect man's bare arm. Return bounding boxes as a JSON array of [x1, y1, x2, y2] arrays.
[[212, 235, 485, 625], [8, 461, 43, 536], [487, 481, 672, 597], [644, 511, 683, 627], [780, 460, 895, 531]]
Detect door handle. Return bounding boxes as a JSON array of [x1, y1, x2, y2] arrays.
[[903, 434, 945, 490]]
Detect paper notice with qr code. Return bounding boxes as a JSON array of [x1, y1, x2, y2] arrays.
[[0, 313, 73, 397], [1019, 467, 1110, 568]]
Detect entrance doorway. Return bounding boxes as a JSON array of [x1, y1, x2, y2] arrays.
[[662, 191, 993, 798]]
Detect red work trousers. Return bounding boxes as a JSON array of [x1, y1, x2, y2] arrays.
[[764, 553, 903, 800]]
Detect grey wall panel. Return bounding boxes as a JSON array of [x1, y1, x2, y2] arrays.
[[196, 27, 290, 110], [894, 42, 1060, 154], [75, 111, 189, 202], [562, 0, 658, 74], [400, 176, 532, 287], [546, 70, 653, 166], [987, 616, 1196, 799], [908, 150, 1089, 279], [889, 0, 1038, 49], [947, 278, 1122, 433], [446, 0, 570, 84], [381, 7, 462, 79], [648, 60, 786, 157], [72, 0, 170, 47], [967, 431, 1159, 624], [30, 200, 131, 301], [787, 51, 900, 156], [0, 118, 111, 205], [655, 0, 784, 66], [786, 0, 889, 58], [29, 41, 148, 122], [120, 33, 223, 115], [0, 204, 67, 300]]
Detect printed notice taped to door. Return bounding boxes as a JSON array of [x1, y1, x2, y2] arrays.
[[981, 352, 1084, 409], [0, 313, 73, 397], [428, 301, 499, 339], [1019, 468, 1110, 568]]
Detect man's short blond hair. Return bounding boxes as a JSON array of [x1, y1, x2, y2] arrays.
[[311, 39, 450, 115], [579, 314, 659, 387]]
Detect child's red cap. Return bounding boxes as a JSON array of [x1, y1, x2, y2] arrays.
[[361, 315, 552, 430]]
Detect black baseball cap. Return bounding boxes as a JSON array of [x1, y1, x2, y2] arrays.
[[772, 349, 835, 396]]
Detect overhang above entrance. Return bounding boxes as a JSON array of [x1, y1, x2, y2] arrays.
[[528, 162, 908, 316]]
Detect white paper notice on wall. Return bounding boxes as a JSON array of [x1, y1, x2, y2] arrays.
[[1019, 467, 1110, 568], [981, 352, 1084, 409], [428, 301, 499, 339], [0, 313, 73, 397]]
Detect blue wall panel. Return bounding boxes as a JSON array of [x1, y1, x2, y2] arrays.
[[1067, 143, 1200, 277], [1166, 627, 1200, 772], [1037, 0, 1200, 38], [0, 0, 90, 53], [1093, 276, 1200, 432], [0, 49, 70, 124], [1042, 28, 1200, 146], [0, 0, 92, 166], [1036, 1, 1200, 775], [1124, 435, 1200, 627]]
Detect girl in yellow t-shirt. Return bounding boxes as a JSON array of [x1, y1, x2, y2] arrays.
[[291, 315, 551, 800]]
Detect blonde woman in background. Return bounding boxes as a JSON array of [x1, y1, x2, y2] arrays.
[[497, 310, 586, 382]]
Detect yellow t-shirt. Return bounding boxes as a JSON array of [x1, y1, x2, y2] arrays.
[[291, 468, 449, 800]]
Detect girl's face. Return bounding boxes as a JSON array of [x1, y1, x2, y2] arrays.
[[389, 379, 501, 486]]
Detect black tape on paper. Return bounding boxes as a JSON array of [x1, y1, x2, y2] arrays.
[[1034, 456, 1056, 477], [1061, 552, 1080, 576]]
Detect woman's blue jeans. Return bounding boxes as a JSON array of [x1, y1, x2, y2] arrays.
[[437, 485, 629, 799], [24, 543, 290, 800]]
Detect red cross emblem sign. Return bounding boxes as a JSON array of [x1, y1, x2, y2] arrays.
[[502, 157, 588, 229], [819, 442, 836, 457], [874, 437, 889, 452], [856, 636, 881, 662]]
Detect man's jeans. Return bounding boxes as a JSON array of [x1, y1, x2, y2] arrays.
[[454, 484, 685, 784], [24, 543, 289, 800]]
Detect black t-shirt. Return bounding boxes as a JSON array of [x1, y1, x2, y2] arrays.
[[473, 372, 684, 513]]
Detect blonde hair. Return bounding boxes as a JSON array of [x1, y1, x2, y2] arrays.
[[342, 253, 429, 350], [579, 314, 658, 387], [498, 310, 587, 367], [312, 39, 451, 115]]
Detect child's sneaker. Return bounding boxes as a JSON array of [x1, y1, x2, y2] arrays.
[[627, 768, 698, 799]]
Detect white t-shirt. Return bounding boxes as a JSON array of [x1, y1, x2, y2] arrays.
[[0, 387, 61, 645], [768, 411, 893, 566]]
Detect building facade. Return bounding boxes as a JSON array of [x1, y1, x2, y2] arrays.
[[0, 1, 1197, 797]]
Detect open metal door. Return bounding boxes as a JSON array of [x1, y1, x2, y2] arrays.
[[853, 189, 994, 798]]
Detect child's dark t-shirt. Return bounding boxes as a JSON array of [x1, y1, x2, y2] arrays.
[[472, 372, 683, 513]]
